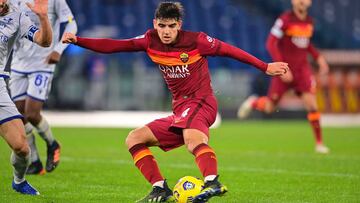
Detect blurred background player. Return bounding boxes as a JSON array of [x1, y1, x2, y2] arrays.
[[0, 0, 52, 195], [62, 2, 289, 202], [9, 0, 77, 174], [237, 0, 330, 154]]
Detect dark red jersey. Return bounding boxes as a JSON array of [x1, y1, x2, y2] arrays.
[[144, 30, 222, 100], [75, 29, 268, 103], [266, 11, 319, 72]]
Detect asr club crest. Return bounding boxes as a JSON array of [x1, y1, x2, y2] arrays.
[[180, 52, 189, 63]]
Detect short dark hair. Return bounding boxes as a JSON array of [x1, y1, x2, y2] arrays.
[[155, 2, 184, 21]]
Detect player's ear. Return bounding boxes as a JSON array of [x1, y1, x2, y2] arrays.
[[177, 20, 183, 30], [153, 19, 157, 29]]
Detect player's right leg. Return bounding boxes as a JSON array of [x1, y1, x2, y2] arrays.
[[26, 72, 60, 172], [126, 126, 174, 202], [237, 77, 287, 119], [237, 95, 277, 119], [25, 98, 61, 172], [0, 118, 40, 195]]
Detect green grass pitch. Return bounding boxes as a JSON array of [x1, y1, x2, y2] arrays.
[[0, 121, 359, 202]]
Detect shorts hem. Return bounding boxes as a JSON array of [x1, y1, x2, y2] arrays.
[[0, 115, 24, 125], [11, 92, 27, 101], [11, 70, 54, 75], [0, 74, 9, 78], [146, 124, 183, 152], [171, 124, 209, 137], [27, 94, 46, 102]]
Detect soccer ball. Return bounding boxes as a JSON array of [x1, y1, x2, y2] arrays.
[[173, 176, 204, 203]]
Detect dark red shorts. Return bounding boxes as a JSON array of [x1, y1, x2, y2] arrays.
[[146, 94, 217, 151], [268, 67, 316, 103]]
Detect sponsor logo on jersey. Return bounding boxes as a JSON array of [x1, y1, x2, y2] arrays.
[[291, 37, 310, 48], [180, 52, 189, 63], [158, 65, 190, 79], [286, 24, 313, 48], [206, 35, 216, 48], [3, 17, 13, 24], [0, 17, 12, 29], [0, 35, 9, 43]]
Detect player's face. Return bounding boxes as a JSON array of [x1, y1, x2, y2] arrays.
[[153, 18, 182, 44], [292, 0, 312, 12]]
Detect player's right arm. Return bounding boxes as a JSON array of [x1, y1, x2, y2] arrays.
[[62, 33, 148, 53], [25, 0, 52, 47], [266, 15, 294, 82], [266, 16, 287, 62], [47, 0, 78, 64]]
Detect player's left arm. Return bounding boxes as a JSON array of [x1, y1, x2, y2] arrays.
[[218, 42, 288, 76], [26, 0, 52, 47], [308, 43, 329, 75], [47, 0, 78, 64], [197, 33, 288, 76]]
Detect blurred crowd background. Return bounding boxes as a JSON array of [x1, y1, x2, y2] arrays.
[[48, 0, 360, 118]]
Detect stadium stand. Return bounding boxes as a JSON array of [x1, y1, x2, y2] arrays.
[[51, 0, 359, 115]]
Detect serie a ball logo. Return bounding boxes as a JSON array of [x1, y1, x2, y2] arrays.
[[183, 181, 195, 190], [173, 176, 204, 203]]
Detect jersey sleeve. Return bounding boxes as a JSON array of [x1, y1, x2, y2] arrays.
[[266, 14, 288, 61], [76, 32, 149, 53], [19, 12, 39, 42], [270, 15, 287, 39], [53, 0, 77, 54], [196, 32, 221, 56], [55, 0, 75, 23], [307, 43, 320, 59]]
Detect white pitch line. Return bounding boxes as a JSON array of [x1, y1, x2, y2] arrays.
[[238, 151, 360, 161], [61, 156, 359, 179]]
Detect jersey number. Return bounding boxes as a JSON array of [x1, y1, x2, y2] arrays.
[[34, 74, 49, 88]]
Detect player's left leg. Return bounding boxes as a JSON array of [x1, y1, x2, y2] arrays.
[[9, 72, 44, 174], [0, 118, 40, 195], [26, 72, 61, 172], [183, 129, 227, 203], [14, 100, 45, 175], [301, 92, 329, 154]]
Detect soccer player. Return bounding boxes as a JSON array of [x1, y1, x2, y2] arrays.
[[62, 2, 289, 202], [238, 0, 330, 154], [9, 0, 77, 174], [0, 0, 52, 195]]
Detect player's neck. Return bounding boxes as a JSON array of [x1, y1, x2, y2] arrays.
[[293, 8, 307, 20]]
